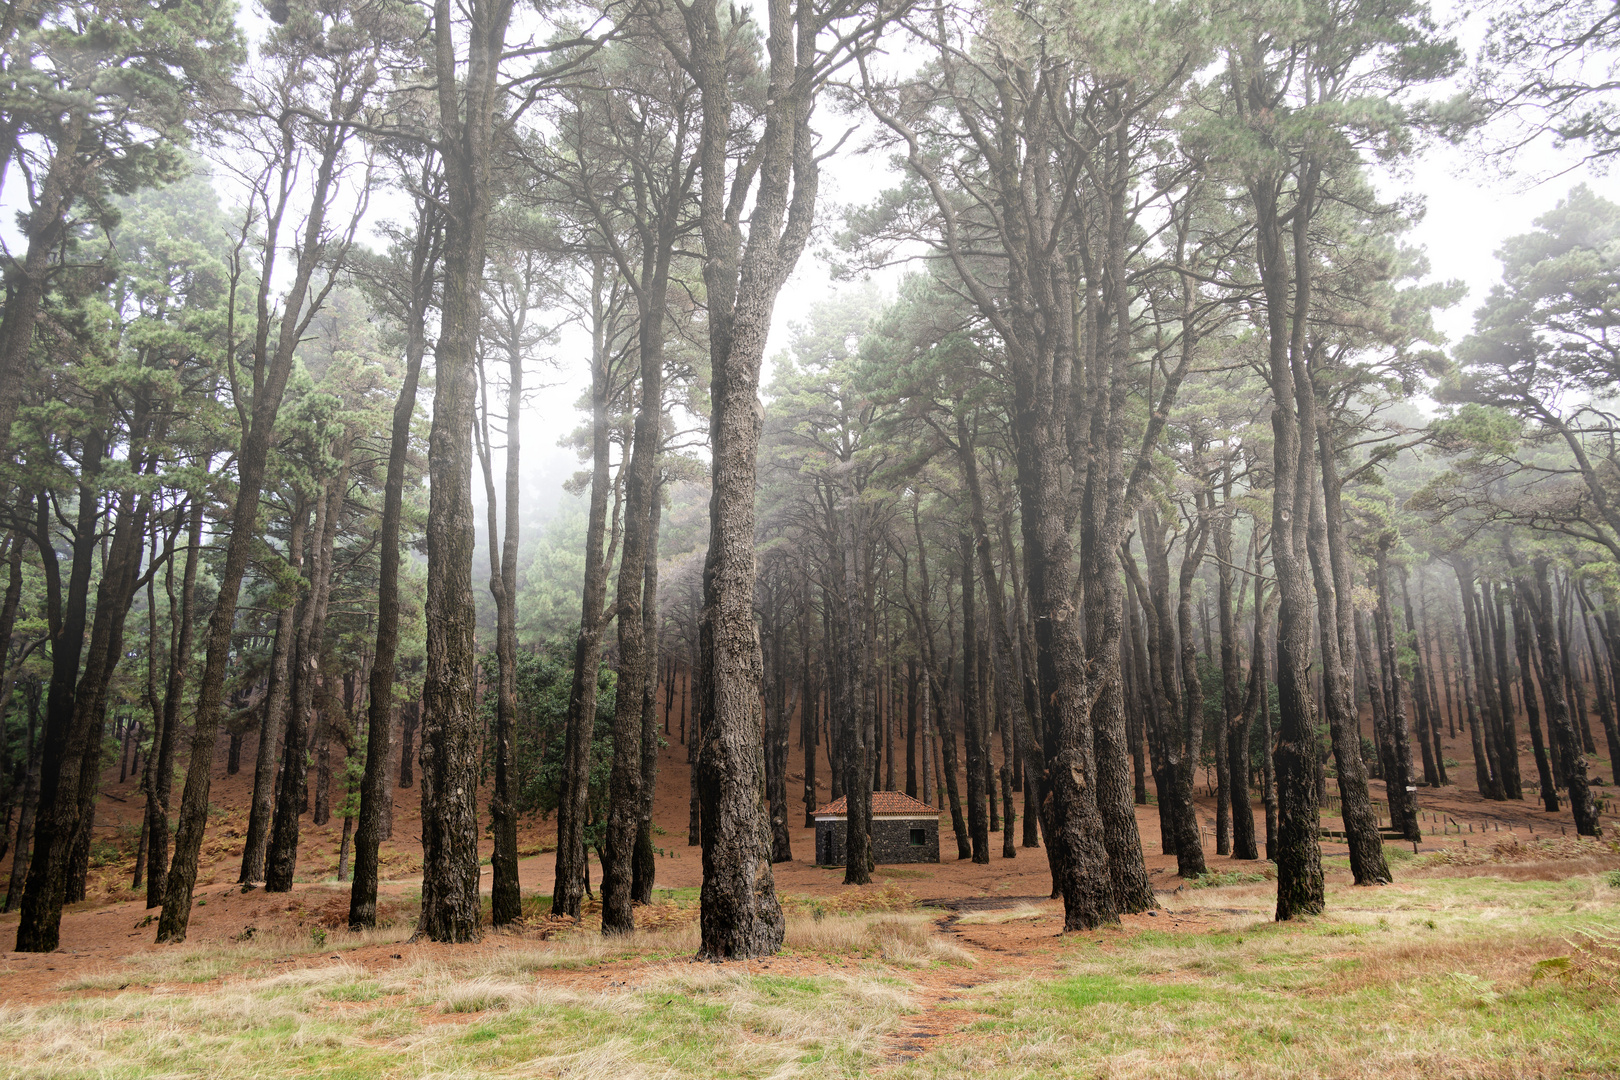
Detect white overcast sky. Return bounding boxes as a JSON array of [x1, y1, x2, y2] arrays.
[[175, 2, 1612, 523]]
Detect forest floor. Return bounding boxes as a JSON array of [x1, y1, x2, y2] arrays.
[[1, 718, 1618, 1076]]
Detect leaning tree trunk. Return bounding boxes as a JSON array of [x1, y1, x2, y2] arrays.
[[156, 99, 359, 944], [1309, 419, 1389, 886]]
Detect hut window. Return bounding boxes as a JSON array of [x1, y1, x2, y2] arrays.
[[909, 828, 926, 846]]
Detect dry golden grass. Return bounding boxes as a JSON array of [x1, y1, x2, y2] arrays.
[[784, 910, 974, 967], [890, 873, 1620, 1080], [954, 903, 1047, 925], [12, 870, 1620, 1078]]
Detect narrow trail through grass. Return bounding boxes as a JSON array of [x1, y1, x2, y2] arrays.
[[0, 870, 1616, 1079]]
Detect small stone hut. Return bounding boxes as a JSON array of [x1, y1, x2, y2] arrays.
[[813, 792, 940, 866]]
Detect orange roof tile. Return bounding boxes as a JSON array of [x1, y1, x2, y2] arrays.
[[814, 792, 940, 817]]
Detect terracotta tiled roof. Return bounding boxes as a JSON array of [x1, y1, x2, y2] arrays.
[[814, 792, 940, 817]]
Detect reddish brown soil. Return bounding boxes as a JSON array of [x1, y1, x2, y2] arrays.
[[1, 684, 1615, 1011]]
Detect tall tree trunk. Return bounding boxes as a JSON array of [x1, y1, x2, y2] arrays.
[[1575, 583, 1620, 776], [555, 259, 622, 917], [905, 519, 968, 858], [1174, 509, 1210, 877], [905, 659, 918, 799], [147, 501, 202, 906], [1310, 417, 1389, 885], [20, 434, 155, 950], [241, 499, 307, 885], [1373, 545, 1418, 841], [157, 96, 362, 944], [1483, 579, 1516, 799], [633, 487, 666, 900], [398, 702, 416, 789], [1511, 586, 1558, 813], [1398, 569, 1442, 789], [3, 682, 42, 913], [350, 196, 438, 929], [601, 272, 669, 937], [1454, 565, 1504, 800], [1526, 561, 1598, 834], [476, 295, 524, 930], [414, 0, 515, 945], [1489, 582, 1524, 798], [959, 534, 989, 865], [802, 617, 819, 827], [1125, 562, 1176, 856], [1252, 166, 1325, 919], [1215, 499, 1242, 859], [1137, 512, 1204, 876], [266, 465, 345, 892], [840, 507, 874, 884]]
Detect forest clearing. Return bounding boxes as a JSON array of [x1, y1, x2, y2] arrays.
[[2, 0, 1620, 1073], [2, 723, 1619, 1078]]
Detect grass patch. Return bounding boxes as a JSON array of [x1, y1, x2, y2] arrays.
[[955, 904, 1047, 926], [786, 911, 974, 967], [893, 873, 1620, 1079], [1185, 869, 1274, 889], [1, 954, 914, 1079], [1046, 973, 1207, 1009]]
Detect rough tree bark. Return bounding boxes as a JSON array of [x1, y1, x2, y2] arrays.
[[266, 461, 346, 892], [1526, 560, 1599, 834], [350, 187, 440, 929], [555, 259, 626, 917], [240, 497, 308, 885], [156, 71, 370, 943], [147, 501, 202, 906]]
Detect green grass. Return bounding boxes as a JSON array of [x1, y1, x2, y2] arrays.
[[3, 962, 911, 1079], [893, 873, 1620, 1079], [10, 873, 1620, 1079], [1185, 869, 1273, 889]]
